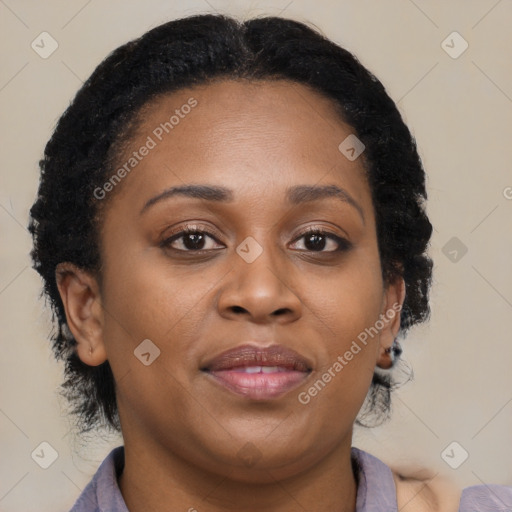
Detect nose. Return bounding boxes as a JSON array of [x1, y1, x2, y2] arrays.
[[217, 241, 302, 324]]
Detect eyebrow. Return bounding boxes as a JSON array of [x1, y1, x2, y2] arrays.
[[287, 184, 365, 223], [140, 183, 365, 223]]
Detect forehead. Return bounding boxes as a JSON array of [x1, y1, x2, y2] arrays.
[[106, 79, 371, 213], [136, 79, 352, 153]]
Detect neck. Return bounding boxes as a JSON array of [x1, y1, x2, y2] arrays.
[[118, 436, 358, 512]]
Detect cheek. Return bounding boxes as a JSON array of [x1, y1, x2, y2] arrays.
[[304, 249, 384, 394], [99, 249, 214, 373], [310, 248, 384, 343], [98, 256, 213, 429]]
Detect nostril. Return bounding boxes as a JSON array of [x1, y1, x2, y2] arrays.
[[231, 306, 246, 313], [272, 308, 291, 316]]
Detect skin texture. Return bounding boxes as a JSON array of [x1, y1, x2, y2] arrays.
[[56, 79, 411, 511], [393, 470, 461, 511]]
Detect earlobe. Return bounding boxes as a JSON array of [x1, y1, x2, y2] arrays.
[[377, 338, 403, 369], [376, 276, 406, 369], [55, 262, 107, 366]]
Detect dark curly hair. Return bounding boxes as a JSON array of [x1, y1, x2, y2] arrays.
[[28, 13, 432, 433]]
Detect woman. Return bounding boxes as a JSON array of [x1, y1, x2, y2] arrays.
[[29, 13, 481, 511]]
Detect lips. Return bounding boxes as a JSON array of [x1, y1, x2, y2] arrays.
[[201, 344, 312, 400]]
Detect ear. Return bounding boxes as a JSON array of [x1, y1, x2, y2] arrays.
[[55, 262, 107, 366], [376, 276, 406, 370]]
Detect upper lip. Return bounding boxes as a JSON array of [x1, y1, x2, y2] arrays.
[[202, 344, 312, 372]]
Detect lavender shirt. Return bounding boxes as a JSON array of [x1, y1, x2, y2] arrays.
[[459, 484, 512, 511], [68, 445, 512, 511]]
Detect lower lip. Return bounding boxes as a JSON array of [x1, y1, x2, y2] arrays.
[[205, 369, 310, 400]]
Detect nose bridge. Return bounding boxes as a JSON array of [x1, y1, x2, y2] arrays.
[[217, 232, 301, 322], [235, 232, 287, 294]]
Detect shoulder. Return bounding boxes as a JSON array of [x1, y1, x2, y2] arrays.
[[392, 467, 462, 512], [459, 483, 512, 510], [69, 446, 127, 512]]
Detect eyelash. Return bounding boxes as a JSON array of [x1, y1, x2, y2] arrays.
[[160, 224, 352, 255]]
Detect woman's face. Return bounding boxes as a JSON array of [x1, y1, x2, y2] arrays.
[[71, 80, 403, 481]]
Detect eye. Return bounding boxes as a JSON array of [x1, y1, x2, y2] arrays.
[[160, 225, 351, 254], [160, 225, 224, 252], [290, 228, 351, 253]]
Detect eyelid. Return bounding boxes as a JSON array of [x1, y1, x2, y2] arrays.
[[162, 222, 222, 240], [292, 225, 348, 240]]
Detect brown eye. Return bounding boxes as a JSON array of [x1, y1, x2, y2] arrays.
[[160, 226, 224, 252], [290, 229, 352, 253], [304, 232, 329, 251], [175, 232, 207, 250]]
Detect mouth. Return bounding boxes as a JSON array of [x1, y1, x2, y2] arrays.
[[201, 344, 312, 400]]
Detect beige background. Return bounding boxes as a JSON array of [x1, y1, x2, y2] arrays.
[[1, 0, 511, 510]]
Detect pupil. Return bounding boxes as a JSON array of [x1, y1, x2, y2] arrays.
[[305, 233, 326, 251], [184, 232, 205, 250]]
